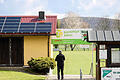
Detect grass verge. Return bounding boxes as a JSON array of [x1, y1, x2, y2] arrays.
[[0, 70, 46, 80]]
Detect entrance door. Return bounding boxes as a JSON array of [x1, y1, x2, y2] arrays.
[[11, 37, 24, 66], [0, 37, 24, 66], [0, 38, 9, 65]]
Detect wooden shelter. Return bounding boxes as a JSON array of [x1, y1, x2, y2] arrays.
[[87, 31, 120, 80]]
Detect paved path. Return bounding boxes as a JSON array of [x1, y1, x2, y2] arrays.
[[46, 75, 95, 80]]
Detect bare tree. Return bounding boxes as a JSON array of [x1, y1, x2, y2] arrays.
[[62, 12, 89, 51], [94, 18, 110, 30], [112, 13, 120, 30], [62, 12, 89, 29], [112, 19, 120, 30]]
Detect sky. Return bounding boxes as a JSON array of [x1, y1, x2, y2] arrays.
[[0, 0, 120, 19]]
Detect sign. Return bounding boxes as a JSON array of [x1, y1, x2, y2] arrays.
[[51, 29, 92, 44], [99, 50, 107, 59], [80, 45, 89, 48], [51, 39, 91, 44], [101, 68, 120, 80]]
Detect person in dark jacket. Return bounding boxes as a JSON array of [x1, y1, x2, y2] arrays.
[[55, 50, 65, 80]]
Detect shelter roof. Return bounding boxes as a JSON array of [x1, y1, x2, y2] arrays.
[[87, 31, 120, 42]]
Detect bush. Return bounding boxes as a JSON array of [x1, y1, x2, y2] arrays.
[[27, 57, 56, 74]]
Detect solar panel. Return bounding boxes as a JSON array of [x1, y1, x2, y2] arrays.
[[6, 19, 20, 22], [37, 23, 51, 25], [3, 28, 18, 30], [4, 26, 18, 28], [21, 23, 35, 25], [0, 17, 52, 33], [1, 17, 21, 33], [19, 23, 35, 33], [6, 17, 21, 19], [0, 20, 4, 22], [0, 23, 3, 25], [2, 30, 17, 33], [0, 17, 5, 19], [5, 23, 19, 25], [36, 23, 51, 33], [0, 17, 5, 27]]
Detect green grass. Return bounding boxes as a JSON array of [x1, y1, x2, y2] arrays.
[[0, 70, 46, 80], [53, 51, 96, 75]]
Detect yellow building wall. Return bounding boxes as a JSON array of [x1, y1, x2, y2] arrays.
[[24, 36, 51, 65]]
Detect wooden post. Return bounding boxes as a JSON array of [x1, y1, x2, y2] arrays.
[[96, 44, 101, 80]]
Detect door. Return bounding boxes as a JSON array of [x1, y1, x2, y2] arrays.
[[0, 38, 9, 65], [0, 37, 24, 66], [11, 37, 24, 66]]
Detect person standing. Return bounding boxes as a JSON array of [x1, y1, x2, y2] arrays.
[[55, 50, 65, 80]]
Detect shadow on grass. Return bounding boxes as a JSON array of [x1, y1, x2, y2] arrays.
[[34, 79, 45, 80], [0, 67, 48, 76], [44, 79, 84, 80]]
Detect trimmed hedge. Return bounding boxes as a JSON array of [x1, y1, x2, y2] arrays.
[[27, 57, 56, 74]]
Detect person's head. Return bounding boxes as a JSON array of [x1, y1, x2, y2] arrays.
[[59, 50, 62, 54]]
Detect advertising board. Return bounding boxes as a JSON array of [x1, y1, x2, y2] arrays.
[[101, 68, 120, 80], [51, 29, 92, 44]]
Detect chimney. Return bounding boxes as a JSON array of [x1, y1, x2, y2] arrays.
[[38, 11, 45, 20]]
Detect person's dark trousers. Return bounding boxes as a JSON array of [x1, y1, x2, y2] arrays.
[[57, 65, 64, 80]]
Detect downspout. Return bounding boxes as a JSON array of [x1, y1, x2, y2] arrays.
[[48, 35, 50, 57]]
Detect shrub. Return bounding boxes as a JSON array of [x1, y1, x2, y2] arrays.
[[27, 57, 56, 74]]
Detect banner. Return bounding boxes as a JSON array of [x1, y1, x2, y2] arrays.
[[51, 29, 92, 44]]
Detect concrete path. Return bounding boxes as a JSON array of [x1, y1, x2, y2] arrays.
[[46, 75, 95, 80]]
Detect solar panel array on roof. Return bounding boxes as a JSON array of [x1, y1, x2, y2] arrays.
[[0, 17, 52, 33], [88, 31, 120, 42]]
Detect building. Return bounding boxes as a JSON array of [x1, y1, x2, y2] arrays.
[[0, 14, 57, 67], [87, 31, 120, 80]]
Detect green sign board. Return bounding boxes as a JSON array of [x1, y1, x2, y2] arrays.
[[51, 39, 91, 44]]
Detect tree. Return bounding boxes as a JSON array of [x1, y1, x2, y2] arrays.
[[57, 19, 61, 29], [70, 44, 76, 51], [112, 19, 120, 30], [62, 12, 89, 29], [112, 13, 120, 30], [94, 17, 110, 30], [62, 12, 89, 51]]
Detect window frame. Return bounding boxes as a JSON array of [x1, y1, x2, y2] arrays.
[[107, 45, 120, 67]]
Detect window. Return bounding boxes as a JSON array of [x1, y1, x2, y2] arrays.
[[111, 48, 120, 63], [100, 45, 105, 50]]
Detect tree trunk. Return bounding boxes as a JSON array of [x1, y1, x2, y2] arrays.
[[70, 44, 76, 51], [65, 44, 67, 51]]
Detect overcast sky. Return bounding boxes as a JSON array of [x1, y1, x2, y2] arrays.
[[0, 0, 120, 19]]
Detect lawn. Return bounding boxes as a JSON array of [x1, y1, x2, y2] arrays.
[[0, 70, 46, 80], [53, 51, 96, 75]]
